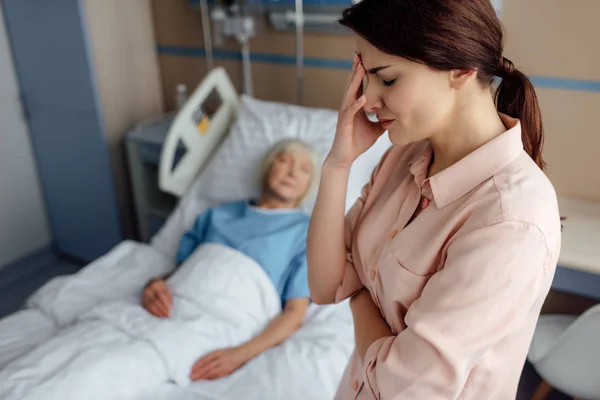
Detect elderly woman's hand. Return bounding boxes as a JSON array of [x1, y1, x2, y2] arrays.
[[142, 278, 173, 318], [190, 347, 248, 381]]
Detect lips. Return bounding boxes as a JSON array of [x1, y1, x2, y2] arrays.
[[280, 180, 296, 188], [378, 119, 394, 129]]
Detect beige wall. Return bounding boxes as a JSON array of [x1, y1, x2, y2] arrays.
[[151, 0, 354, 111], [503, 0, 600, 201], [152, 0, 600, 202], [84, 0, 164, 238]]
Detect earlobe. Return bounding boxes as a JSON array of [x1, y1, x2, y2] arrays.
[[450, 69, 477, 90]]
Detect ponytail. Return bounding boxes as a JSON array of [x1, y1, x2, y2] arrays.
[[494, 57, 545, 170]]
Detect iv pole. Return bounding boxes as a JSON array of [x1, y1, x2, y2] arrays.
[[199, 0, 255, 97], [198, 0, 302, 100], [294, 0, 304, 105], [199, 0, 214, 71]]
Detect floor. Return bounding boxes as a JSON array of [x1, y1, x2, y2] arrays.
[[0, 249, 572, 399]]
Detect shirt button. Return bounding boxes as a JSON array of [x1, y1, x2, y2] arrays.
[[389, 229, 398, 239], [353, 380, 359, 391], [420, 197, 430, 209], [370, 269, 377, 281]]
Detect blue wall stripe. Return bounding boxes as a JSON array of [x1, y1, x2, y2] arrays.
[[529, 76, 600, 93], [157, 45, 352, 70], [157, 45, 600, 93], [188, 0, 353, 6]]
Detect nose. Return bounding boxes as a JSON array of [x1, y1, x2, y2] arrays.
[[363, 81, 383, 113], [288, 162, 298, 178]]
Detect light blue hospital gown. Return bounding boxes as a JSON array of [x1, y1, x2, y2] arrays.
[[176, 200, 311, 303]]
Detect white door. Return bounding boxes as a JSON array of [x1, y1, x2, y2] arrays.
[[0, 5, 50, 268]]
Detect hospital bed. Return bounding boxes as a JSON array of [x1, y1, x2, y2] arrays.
[[0, 68, 392, 400]]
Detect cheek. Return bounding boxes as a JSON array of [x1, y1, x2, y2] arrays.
[[387, 77, 452, 128], [383, 79, 422, 117], [267, 168, 281, 187], [299, 174, 312, 191], [269, 163, 285, 178]]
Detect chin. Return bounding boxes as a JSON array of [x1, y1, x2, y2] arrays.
[[387, 125, 423, 147], [271, 188, 300, 204]]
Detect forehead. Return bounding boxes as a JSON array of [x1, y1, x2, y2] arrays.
[[278, 149, 312, 164], [355, 37, 410, 69]]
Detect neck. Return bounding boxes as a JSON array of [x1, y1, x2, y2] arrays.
[[256, 192, 297, 210], [428, 90, 506, 177]]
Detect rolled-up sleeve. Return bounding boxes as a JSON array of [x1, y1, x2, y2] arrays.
[[361, 221, 554, 399]]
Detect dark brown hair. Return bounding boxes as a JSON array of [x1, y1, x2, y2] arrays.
[[340, 0, 545, 169]]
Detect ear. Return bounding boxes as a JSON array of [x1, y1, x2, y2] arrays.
[[449, 69, 478, 90]]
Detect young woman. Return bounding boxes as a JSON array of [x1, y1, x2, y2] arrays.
[[307, 1, 561, 399], [143, 139, 321, 381]]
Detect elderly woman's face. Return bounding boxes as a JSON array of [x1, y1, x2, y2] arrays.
[[266, 150, 313, 204]]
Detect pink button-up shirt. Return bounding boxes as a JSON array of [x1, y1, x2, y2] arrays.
[[334, 115, 561, 399]]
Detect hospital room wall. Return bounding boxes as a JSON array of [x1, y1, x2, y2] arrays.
[[152, 0, 600, 203], [82, 0, 164, 239], [1, 0, 163, 262], [0, 5, 51, 269]]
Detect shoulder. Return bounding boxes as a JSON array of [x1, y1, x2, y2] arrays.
[[286, 211, 311, 236], [465, 153, 561, 258], [493, 154, 558, 223], [294, 211, 311, 225], [283, 212, 311, 249]]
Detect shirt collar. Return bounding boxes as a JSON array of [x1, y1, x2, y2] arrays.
[[409, 114, 524, 209]]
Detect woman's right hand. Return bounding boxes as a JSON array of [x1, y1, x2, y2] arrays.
[[327, 55, 385, 168], [142, 278, 173, 318]]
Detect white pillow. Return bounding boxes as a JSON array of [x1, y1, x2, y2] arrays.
[[200, 95, 391, 211]]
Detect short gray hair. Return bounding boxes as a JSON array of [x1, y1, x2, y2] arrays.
[[257, 139, 321, 205]]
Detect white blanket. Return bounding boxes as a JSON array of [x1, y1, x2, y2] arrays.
[[0, 309, 57, 371], [0, 244, 281, 400]]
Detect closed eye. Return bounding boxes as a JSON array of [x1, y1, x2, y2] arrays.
[[382, 79, 396, 87]]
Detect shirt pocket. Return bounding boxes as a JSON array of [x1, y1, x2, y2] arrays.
[[378, 249, 436, 333], [391, 249, 437, 277]]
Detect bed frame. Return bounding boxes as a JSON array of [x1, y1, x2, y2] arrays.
[[159, 68, 240, 197]]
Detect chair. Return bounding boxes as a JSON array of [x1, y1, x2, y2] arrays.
[[528, 304, 600, 400]]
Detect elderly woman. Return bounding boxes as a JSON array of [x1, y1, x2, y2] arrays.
[[142, 138, 321, 381], [0, 140, 322, 400]]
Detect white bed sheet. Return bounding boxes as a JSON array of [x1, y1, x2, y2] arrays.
[[125, 301, 354, 400], [0, 309, 57, 371], [0, 241, 354, 400]]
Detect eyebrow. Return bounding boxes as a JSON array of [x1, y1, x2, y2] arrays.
[[355, 52, 391, 74], [367, 65, 392, 74]]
